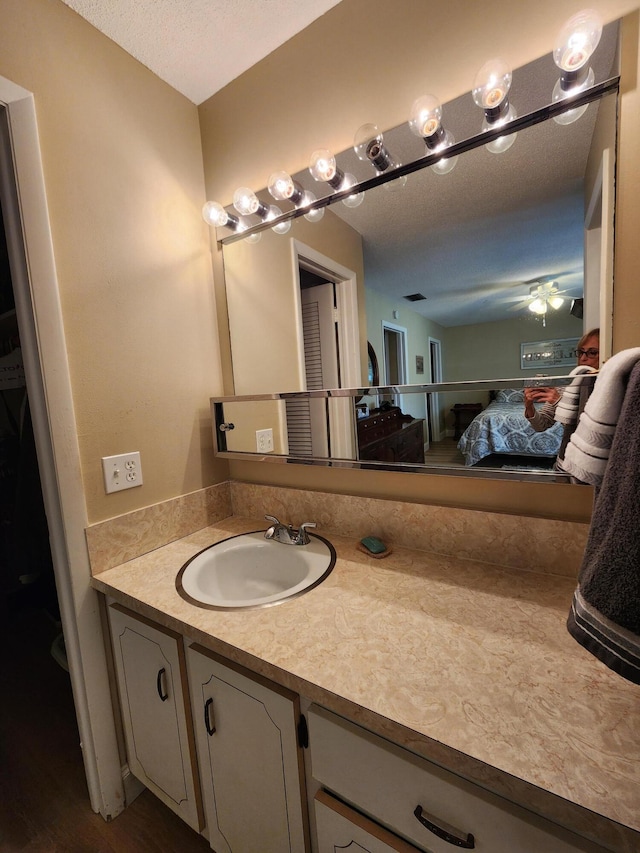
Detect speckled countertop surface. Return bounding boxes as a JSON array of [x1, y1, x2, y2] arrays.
[[91, 515, 640, 850]]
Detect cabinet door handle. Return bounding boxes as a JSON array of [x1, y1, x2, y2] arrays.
[[414, 805, 475, 849], [204, 697, 216, 735], [156, 668, 168, 701]]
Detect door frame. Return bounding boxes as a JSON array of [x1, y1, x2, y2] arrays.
[[291, 240, 361, 459], [428, 336, 443, 442], [381, 320, 409, 411], [0, 78, 123, 817]]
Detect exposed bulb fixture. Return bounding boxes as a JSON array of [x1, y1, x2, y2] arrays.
[[472, 58, 518, 153], [301, 191, 325, 222], [232, 186, 269, 219], [202, 200, 240, 230], [309, 149, 344, 189], [552, 9, 603, 125], [353, 124, 407, 188], [267, 170, 306, 205], [408, 94, 458, 175], [341, 173, 365, 208], [265, 204, 292, 234], [308, 148, 364, 206]]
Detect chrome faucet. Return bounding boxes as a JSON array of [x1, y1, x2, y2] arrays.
[[264, 515, 316, 546]]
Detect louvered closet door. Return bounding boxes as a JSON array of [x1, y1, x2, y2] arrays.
[[287, 282, 338, 458]]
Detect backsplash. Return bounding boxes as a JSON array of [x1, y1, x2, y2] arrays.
[[86, 480, 588, 578], [86, 482, 232, 574], [230, 483, 588, 578]]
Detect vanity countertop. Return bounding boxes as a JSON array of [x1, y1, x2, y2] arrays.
[[91, 515, 640, 849]]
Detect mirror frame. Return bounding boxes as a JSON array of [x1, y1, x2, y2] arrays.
[[212, 374, 597, 483], [212, 44, 619, 484]]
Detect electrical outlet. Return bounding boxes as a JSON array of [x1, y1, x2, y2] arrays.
[[102, 451, 143, 494], [256, 428, 274, 453]]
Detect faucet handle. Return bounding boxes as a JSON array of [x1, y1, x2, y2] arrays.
[[298, 521, 317, 544]]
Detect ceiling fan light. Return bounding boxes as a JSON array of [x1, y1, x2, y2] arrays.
[[529, 298, 547, 314], [549, 295, 565, 310]]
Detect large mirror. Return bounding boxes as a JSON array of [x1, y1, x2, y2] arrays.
[[214, 21, 619, 480]]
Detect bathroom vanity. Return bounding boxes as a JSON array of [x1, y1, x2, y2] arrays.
[[92, 513, 640, 853]]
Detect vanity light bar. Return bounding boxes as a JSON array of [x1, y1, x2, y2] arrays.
[[215, 72, 618, 246], [207, 10, 611, 244]]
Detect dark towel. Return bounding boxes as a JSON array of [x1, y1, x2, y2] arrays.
[[567, 359, 640, 684]]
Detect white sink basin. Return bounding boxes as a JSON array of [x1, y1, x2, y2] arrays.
[[176, 530, 336, 609]]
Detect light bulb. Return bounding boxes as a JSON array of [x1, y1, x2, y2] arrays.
[[308, 149, 344, 190], [340, 173, 364, 208], [202, 200, 239, 229], [265, 204, 292, 235], [483, 103, 518, 153], [529, 298, 547, 315], [472, 58, 513, 114], [409, 94, 444, 143], [236, 221, 262, 244], [302, 191, 325, 222], [232, 186, 268, 219], [430, 134, 458, 174], [554, 9, 602, 75], [548, 295, 565, 310], [267, 171, 305, 205], [354, 123, 395, 172]]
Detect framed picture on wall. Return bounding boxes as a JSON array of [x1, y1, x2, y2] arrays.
[[520, 338, 579, 370], [415, 355, 424, 374]]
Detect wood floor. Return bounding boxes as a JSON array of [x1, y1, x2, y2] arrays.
[[1, 594, 210, 853]]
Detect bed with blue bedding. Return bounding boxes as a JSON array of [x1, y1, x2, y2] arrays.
[[457, 388, 563, 467]]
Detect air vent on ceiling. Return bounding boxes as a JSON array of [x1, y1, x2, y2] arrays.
[[403, 293, 427, 302]]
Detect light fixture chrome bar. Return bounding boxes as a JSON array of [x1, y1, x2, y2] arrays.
[[218, 74, 619, 245]]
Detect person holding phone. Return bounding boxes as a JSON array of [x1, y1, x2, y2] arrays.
[[524, 328, 600, 431]]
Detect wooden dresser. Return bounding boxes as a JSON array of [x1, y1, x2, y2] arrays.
[[357, 406, 425, 464]]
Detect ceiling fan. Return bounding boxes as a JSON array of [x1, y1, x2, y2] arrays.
[[504, 273, 575, 325]]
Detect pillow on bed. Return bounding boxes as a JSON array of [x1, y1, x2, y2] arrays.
[[494, 388, 524, 403]]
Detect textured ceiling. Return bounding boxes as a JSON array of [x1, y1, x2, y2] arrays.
[[60, 0, 344, 104]]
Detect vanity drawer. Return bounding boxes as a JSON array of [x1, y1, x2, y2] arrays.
[[307, 706, 604, 853], [315, 789, 422, 852]]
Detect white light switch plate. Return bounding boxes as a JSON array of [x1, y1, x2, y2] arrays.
[[102, 451, 143, 493]]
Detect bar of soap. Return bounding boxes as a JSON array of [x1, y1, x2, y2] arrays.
[[360, 536, 387, 554]]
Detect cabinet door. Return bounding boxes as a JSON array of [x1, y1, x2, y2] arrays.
[[187, 643, 308, 853], [315, 790, 422, 853], [108, 604, 203, 831]]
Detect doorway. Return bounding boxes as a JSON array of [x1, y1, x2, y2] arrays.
[[427, 336, 443, 442], [290, 243, 361, 460], [381, 321, 408, 410], [0, 84, 123, 818]]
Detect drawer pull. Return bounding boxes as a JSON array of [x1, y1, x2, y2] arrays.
[[414, 805, 475, 848], [156, 668, 168, 701], [204, 697, 216, 735]]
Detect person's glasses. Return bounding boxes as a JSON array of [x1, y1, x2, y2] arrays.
[[576, 348, 599, 358]]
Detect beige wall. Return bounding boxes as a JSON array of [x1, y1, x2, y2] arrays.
[[201, 0, 640, 523], [0, 0, 229, 523], [223, 208, 365, 394], [445, 313, 585, 382]]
